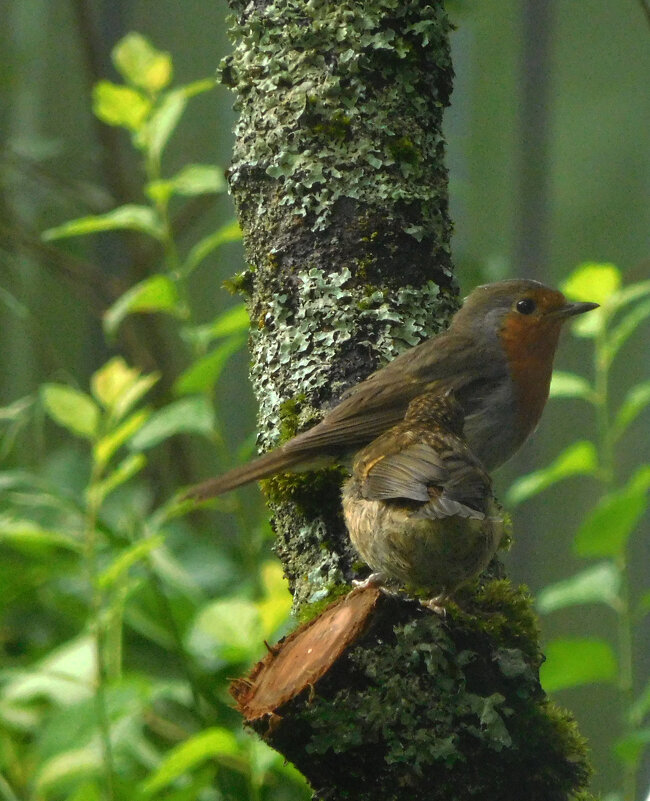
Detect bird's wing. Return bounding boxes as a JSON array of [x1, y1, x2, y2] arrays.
[[362, 441, 490, 520], [285, 332, 481, 458], [361, 443, 448, 502]]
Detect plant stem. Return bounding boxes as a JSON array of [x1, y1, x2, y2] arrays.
[[595, 316, 637, 801], [86, 464, 116, 801], [594, 324, 614, 486], [617, 553, 636, 801]]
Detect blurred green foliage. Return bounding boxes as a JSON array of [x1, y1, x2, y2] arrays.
[[0, 34, 308, 801]]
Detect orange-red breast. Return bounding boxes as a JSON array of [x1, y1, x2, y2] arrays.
[[341, 390, 504, 599], [185, 279, 598, 500]]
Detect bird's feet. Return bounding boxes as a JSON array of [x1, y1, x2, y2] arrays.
[[348, 573, 402, 599], [419, 594, 450, 616], [352, 572, 386, 590]]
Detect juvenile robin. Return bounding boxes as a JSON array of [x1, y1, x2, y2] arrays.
[[341, 390, 504, 600], [185, 279, 598, 500]]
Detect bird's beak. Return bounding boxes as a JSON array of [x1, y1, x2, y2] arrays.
[[550, 301, 600, 319]]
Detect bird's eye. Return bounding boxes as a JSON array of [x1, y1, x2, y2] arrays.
[[516, 298, 536, 315]]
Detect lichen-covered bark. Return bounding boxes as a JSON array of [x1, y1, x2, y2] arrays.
[[223, 0, 458, 607], [221, 1, 593, 798]]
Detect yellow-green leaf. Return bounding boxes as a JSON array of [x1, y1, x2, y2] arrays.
[[141, 728, 238, 796], [112, 33, 172, 92], [94, 409, 150, 466], [562, 262, 621, 305], [257, 561, 292, 637], [41, 384, 99, 439], [92, 81, 151, 130], [91, 357, 158, 421]]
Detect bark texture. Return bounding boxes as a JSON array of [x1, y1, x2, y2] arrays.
[[221, 1, 593, 798]]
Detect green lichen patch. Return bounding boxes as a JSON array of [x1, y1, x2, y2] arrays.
[[249, 267, 453, 451], [223, 0, 453, 234]]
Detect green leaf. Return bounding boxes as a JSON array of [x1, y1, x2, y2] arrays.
[[187, 599, 263, 665], [2, 636, 95, 709], [90, 453, 147, 505], [573, 466, 650, 558], [43, 205, 163, 242], [94, 409, 150, 466], [540, 637, 617, 692], [112, 33, 172, 92], [605, 298, 650, 365], [562, 262, 621, 305], [129, 396, 215, 451], [537, 562, 621, 614], [35, 743, 102, 794], [41, 384, 100, 439], [103, 275, 183, 337], [169, 164, 227, 196], [613, 728, 650, 767], [174, 336, 245, 395], [146, 165, 226, 204], [141, 728, 238, 797], [181, 304, 249, 348], [505, 441, 598, 506], [608, 279, 650, 312], [0, 517, 82, 553], [613, 380, 650, 442], [141, 89, 186, 161], [549, 371, 594, 401], [99, 535, 164, 589], [630, 680, 650, 726], [92, 81, 151, 130], [181, 219, 242, 277], [91, 357, 158, 421], [256, 561, 292, 638]]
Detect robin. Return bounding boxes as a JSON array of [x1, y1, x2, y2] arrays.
[[341, 389, 504, 600], [185, 279, 598, 500]]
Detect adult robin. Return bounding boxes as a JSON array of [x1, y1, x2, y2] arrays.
[[342, 389, 504, 600], [185, 278, 598, 500]]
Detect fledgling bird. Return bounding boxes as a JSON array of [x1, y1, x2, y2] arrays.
[[185, 279, 598, 501], [342, 390, 504, 602]]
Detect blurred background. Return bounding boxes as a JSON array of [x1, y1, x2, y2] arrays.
[[0, 1, 648, 799]]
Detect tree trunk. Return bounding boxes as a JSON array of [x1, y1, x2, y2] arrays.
[[222, 1, 592, 798]]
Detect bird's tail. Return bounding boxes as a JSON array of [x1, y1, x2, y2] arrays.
[[181, 446, 310, 501]]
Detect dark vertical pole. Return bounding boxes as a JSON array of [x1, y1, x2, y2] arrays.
[[516, 0, 553, 278]]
